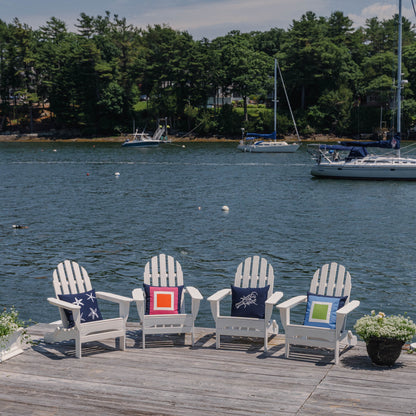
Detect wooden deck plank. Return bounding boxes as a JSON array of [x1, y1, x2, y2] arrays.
[[302, 389, 416, 415], [0, 324, 415, 415]]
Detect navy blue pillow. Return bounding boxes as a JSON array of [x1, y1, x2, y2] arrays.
[[58, 289, 103, 327], [231, 285, 270, 319]]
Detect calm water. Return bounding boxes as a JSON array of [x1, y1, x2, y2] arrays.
[[1, 141, 416, 330]]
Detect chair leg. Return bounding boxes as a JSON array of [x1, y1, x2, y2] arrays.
[[142, 330, 146, 349], [119, 335, 126, 351], [216, 333, 220, 349], [264, 334, 268, 352], [335, 340, 340, 365], [285, 340, 290, 358], [191, 328, 195, 347], [75, 338, 82, 358]]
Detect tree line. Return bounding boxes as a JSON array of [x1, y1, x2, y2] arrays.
[[2, 10, 416, 138]]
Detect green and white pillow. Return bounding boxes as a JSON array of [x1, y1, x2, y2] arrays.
[[304, 292, 347, 329]]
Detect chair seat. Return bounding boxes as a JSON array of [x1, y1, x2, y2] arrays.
[[78, 317, 125, 337]]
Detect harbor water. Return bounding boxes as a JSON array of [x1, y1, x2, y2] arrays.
[[1, 141, 416, 330]]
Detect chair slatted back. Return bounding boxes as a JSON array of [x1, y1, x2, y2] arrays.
[[52, 260, 92, 296], [234, 256, 274, 297], [144, 254, 184, 287], [310, 262, 351, 300]]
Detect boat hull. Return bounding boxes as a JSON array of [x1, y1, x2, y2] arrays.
[[311, 161, 416, 180], [122, 140, 160, 148], [238, 142, 300, 153]]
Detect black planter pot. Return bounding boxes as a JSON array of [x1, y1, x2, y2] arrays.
[[366, 337, 404, 366]]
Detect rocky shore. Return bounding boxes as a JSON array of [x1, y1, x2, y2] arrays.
[[0, 132, 347, 143]]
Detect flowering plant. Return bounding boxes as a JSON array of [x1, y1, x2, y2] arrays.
[[0, 307, 30, 349], [354, 311, 416, 343]]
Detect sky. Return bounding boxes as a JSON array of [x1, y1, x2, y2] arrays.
[[0, 0, 413, 39]]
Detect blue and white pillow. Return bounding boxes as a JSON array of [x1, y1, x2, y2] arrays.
[[58, 289, 103, 327], [231, 285, 270, 319], [304, 292, 348, 329]]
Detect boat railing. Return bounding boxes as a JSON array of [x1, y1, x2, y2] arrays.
[[307, 144, 349, 164]]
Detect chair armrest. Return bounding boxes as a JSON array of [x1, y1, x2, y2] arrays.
[[132, 288, 145, 302], [96, 291, 133, 304], [132, 288, 145, 321], [185, 286, 203, 300], [207, 288, 231, 320], [47, 297, 81, 311], [276, 295, 307, 311], [336, 300, 360, 334], [185, 286, 203, 319], [96, 291, 132, 321], [337, 300, 360, 316], [276, 295, 307, 330], [265, 291, 284, 322], [207, 288, 231, 303], [47, 297, 81, 327], [266, 291, 284, 306]]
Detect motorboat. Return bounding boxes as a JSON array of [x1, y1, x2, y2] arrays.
[[122, 118, 170, 148]]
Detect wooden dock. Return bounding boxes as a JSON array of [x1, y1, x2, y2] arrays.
[[0, 323, 415, 415]]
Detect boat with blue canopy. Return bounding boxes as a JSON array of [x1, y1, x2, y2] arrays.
[[238, 59, 300, 153], [309, 0, 416, 180]]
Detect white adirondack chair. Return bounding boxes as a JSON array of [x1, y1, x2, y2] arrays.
[[207, 256, 283, 351], [45, 260, 132, 358], [131, 254, 203, 348], [277, 262, 360, 364]]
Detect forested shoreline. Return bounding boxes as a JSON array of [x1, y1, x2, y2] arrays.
[[2, 10, 416, 139]]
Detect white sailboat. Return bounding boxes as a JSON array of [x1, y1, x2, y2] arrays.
[[309, 0, 416, 180], [238, 59, 300, 153]]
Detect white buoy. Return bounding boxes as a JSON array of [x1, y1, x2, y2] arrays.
[[222, 205, 229, 212], [115, 172, 120, 177]]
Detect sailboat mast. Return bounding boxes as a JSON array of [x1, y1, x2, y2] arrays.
[[274, 59, 277, 135], [397, 0, 403, 156], [276, 59, 301, 142]]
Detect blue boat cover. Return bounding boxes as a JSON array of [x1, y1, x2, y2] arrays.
[[339, 134, 400, 149], [318, 135, 400, 160], [245, 131, 277, 140], [319, 144, 368, 158]]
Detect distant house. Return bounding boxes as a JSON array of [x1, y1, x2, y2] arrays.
[[207, 88, 243, 108]]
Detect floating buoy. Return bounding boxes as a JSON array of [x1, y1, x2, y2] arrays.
[[182, 145, 186, 148], [222, 205, 229, 212], [53, 149, 57, 152], [115, 172, 120, 177], [198, 206, 202, 210], [86, 173, 89, 176]]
